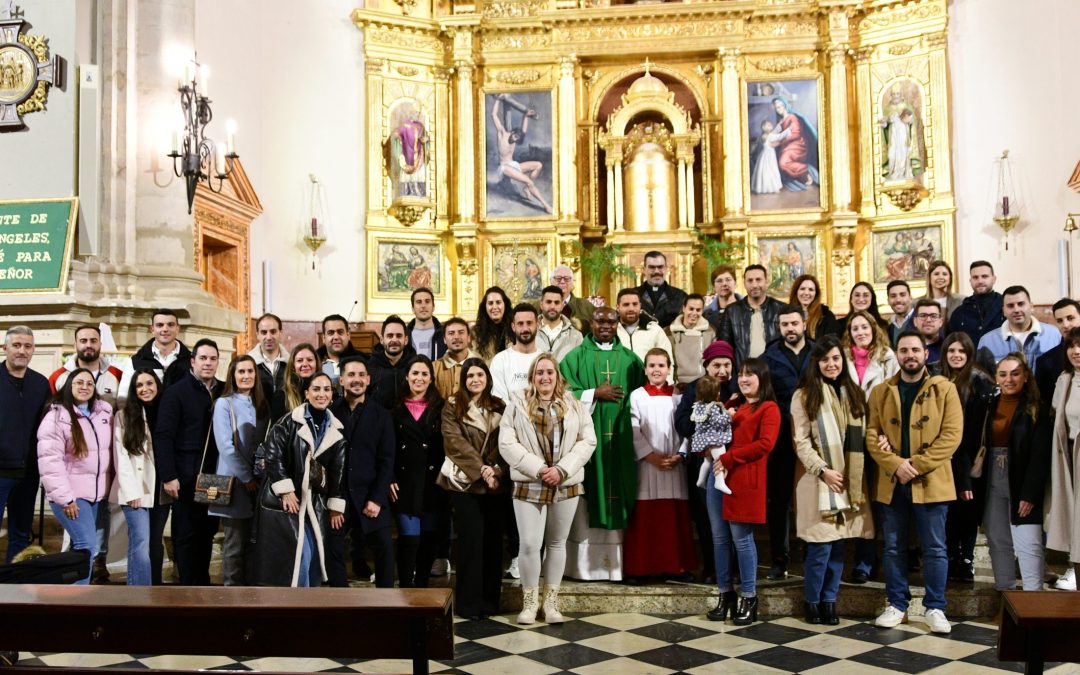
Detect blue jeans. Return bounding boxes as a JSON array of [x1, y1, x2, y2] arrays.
[[0, 475, 37, 563], [804, 540, 846, 603], [50, 499, 101, 584], [121, 506, 151, 586], [297, 522, 320, 588], [706, 484, 758, 597], [852, 502, 884, 576], [880, 483, 949, 611]]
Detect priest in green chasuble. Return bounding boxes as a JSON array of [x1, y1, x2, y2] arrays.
[[559, 306, 645, 580]]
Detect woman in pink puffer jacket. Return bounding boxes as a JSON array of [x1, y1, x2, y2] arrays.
[[37, 368, 113, 584]]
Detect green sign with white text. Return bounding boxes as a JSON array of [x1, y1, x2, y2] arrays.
[[0, 198, 78, 293]]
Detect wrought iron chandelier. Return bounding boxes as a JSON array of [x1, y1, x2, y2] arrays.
[[166, 57, 237, 214]]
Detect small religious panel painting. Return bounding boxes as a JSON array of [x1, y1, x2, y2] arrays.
[[872, 226, 941, 283], [484, 91, 555, 218], [755, 235, 817, 300], [384, 98, 430, 202], [879, 78, 926, 184], [376, 240, 441, 295], [746, 79, 823, 212], [492, 242, 548, 302]]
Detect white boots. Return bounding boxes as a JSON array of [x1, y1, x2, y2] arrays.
[[517, 587, 539, 625], [542, 586, 564, 624], [517, 586, 565, 625]]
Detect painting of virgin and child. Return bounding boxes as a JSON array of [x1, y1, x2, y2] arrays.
[[747, 79, 823, 211]]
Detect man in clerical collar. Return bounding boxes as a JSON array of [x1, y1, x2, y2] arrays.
[[635, 251, 688, 329], [559, 307, 646, 581], [432, 317, 478, 399]]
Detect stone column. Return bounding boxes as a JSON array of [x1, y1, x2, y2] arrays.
[[558, 55, 577, 221], [677, 158, 687, 228], [613, 159, 624, 230], [719, 48, 743, 216], [605, 159, 616, 228], [685, 160, 695, 227]]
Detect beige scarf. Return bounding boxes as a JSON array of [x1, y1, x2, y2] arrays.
[[812, 383, 866, 518]]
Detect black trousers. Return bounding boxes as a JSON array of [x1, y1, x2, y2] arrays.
[[684, 453, 715, 578], [326, 501, 394, 588], [149, 502, 171, 585], [451, 491, 505, 616], [766, 436, 796, 565], [170, 496, 219, 586], [946, 496, 980, 564]]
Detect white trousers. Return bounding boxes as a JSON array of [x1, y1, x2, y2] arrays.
[[513, 497, 579, 589]]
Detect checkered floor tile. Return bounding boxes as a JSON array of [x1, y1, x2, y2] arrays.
[[14, 613, 1080, 673]]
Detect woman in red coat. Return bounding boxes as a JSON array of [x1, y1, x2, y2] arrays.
[[705, 358, 781, 626]]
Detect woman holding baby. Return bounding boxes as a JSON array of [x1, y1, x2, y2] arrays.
[[791, 335, 875, 626], [705, 358, 780, 626]]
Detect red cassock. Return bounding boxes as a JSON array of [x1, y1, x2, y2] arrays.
[[718, 401, 781, 524]]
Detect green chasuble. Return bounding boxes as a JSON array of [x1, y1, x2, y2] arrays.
[[560, 336, 645, 530]]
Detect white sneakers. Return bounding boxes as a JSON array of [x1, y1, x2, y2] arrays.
[[925, 609, 952, 634], [874, 605, 907, 628], [1055, 568, 1076, 591], [506, 556, 521, 580], [875, 606, 950, 634]]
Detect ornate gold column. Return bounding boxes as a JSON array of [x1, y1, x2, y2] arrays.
[[605, 158, 616, 228], [365, 58, 386, 222], [613, 149, 624, 230], [827, 43, 853, 212], [558, 55, 578, 221], [927, 32, 952, 200], [719, 48, 743, 217], [454, 60, 476, 224], [677, 158, 687, 228]]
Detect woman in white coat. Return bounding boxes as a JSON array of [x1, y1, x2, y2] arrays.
[[111, 369, 163, 585], [500, 353, 596, 625]]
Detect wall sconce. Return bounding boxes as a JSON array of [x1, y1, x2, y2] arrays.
[[166, 56, 238, 214], [1063, 213, 1079, 298], [304, 174, 328, 269], [992, 150, 1019, 248]]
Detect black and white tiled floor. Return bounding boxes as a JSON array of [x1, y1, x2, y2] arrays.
[[13, 612, 1080, 674]]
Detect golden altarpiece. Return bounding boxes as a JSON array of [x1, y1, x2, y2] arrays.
[[354, 0, 955, 318]]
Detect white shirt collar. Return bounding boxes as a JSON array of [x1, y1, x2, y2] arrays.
[[1002, 318, 1041, 340]]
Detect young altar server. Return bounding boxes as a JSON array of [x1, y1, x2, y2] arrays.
[[623, 349, 698, 582]]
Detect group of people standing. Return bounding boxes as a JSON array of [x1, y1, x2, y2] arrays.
[[1, 252, 1077, 635]]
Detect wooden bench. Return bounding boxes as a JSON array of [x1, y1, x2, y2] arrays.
[[0, 585, 453, 674], [998, 590, 1080, 675]]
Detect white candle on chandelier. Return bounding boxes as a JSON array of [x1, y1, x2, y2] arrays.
[[171, 128, 180, 154], [215, 142, 227, 177], [185, 61, 197, 88], [199, 64, 210, 99], [226, 119, 237, 154]]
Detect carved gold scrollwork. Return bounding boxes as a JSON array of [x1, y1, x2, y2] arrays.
[[490, 69, 543, 85], [860, 3, 943, 30], [887, 43, 915, 56], [483, 0, 548, 19], [881, 181, 929, 212], [394, 0, 417, 15], [389, 203, 429, 227], [751, 55, 816, 74], [395, 65, 420, 77], [745, 20, 817, 39], [558, 238, 581, 272]]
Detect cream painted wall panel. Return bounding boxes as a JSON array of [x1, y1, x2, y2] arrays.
[[949, 0, 1080, 302], [195, 0, 366, 323]]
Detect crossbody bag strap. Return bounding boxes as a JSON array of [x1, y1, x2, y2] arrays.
[[197, 418, 213, 475]]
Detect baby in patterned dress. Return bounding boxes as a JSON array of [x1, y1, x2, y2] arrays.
[[689, 376, 733, 494]]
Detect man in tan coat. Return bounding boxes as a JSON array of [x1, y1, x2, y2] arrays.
[[865, 331, 962, 635]]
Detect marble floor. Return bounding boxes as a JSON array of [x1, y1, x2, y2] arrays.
[[14, 611, 1079, 674]]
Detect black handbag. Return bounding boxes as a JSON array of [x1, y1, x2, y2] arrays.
[[193, 405, 235, 505]]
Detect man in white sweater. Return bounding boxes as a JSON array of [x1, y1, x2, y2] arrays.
[[490, 303, 542, 401], [615, 288, 672, 365]]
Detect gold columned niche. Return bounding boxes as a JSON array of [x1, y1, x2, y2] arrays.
[[623, 121, 678, 233]]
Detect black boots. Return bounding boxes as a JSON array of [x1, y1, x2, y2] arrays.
[[707, 591, 737, 621], [819, 602, 839, 625], [732, 596, 758, 626], [804, 601, 821, 624]]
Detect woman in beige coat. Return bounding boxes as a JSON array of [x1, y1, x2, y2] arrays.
[[500, 353, 596, 625], [791, 336, 874, 625], [669, 294, 717, 385], [1048, 327, 1080, 589]]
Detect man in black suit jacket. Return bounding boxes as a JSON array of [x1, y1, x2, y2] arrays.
[[327, 356, 396, 587], [153, 338, 224, 586], [1035, 298, 1080, 402]]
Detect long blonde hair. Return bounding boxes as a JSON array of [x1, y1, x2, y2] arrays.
[[521, 353, 568, 419], [842, 310, 891, 362], [283, 343, 321, 412]]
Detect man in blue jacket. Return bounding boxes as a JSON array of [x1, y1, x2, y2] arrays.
[[977, 285, 1060, 371], [153, 338, 224, 585], [327, 357, 395, 588], [761, 305, 814, 580], [0, 326, 50, 563]]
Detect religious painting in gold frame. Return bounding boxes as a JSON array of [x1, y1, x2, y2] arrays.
[[366, 230, 450, 307], [747, 230, 822, 301], [870, 224, 942, 285], [481, 89, 557, 221], [744, 77, 826, 213], [484, 239, 555, 303]]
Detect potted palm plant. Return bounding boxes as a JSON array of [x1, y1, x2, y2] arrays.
[[578, 242, 636, 306]]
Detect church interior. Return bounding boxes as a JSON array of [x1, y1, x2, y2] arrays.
[[3, 0, 1080, 672]]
